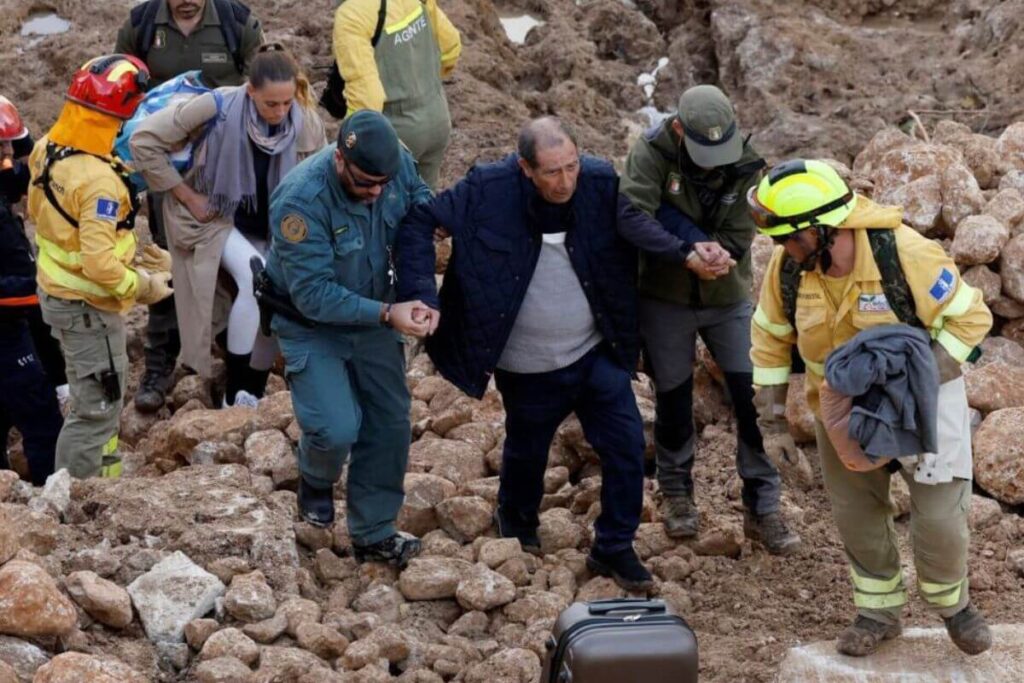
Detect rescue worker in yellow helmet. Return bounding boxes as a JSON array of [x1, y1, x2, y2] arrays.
[[748, 159, 993, 657], [29, 54, 174, 480]]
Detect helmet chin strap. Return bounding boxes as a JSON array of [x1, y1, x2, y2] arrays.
[[799, 223, 836, 273]]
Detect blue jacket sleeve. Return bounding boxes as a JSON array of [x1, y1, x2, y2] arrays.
[[396, 172, 476, 308], [270, 202, 382, 326], [616, 193, 709, 262]]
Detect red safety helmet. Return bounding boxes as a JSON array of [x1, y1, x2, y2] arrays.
[[65, 54, 151, 120], [0, 96, 27, 142]]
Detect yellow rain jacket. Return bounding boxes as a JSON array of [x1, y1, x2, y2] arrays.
[[333, 0, 461, 114], [751, 196, 992, 414], [28, 135, 139, 314]]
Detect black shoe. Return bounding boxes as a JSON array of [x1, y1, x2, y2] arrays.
[[587, 547, 654, 592], [297, 478, 335, 528], [493, 508, 542, 555], [353, 532, 422, 568], [134, 370, 170, 414]]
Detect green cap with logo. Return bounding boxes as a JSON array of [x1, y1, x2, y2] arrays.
[[677, 84, 743, 169], [338, 110, 401, 178]]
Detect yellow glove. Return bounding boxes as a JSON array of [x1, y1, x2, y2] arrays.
[[138, 243, 172, 273], [135, 268, 173, 305]]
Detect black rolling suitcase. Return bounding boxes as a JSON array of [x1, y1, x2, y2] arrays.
[[541, 598, 698, 683]]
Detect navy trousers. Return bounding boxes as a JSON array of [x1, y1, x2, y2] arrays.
[[495, 345, 645, 554], [0, 319, 61, 485]]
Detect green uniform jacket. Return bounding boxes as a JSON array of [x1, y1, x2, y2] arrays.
[[114, 0, 264, 87], [620, 119, 766, 308]]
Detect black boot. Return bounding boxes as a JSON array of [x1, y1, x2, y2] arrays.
[[494, 506, 542, 555], [224, 352, 259, 407], [353, 532, 422, 568], [135, 369, 172, 414], [297, 477, 335, 528], [587, 546, 654, 591]]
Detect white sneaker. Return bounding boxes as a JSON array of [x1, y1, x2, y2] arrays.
[[223, 390, 259, 409]]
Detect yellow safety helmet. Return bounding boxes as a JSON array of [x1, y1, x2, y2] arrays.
[[747, 159, 856, 239]]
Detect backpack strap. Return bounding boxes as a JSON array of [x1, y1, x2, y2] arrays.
[[213, 0, 254, 76], [779, 253, 803, 330], [130, 0, 163, 64], [373, 0, 388, 46], [866, 228, 923, 328], [33, 143, 141, 231]]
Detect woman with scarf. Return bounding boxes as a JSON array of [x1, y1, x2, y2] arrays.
[[131, 44, 327, 407]]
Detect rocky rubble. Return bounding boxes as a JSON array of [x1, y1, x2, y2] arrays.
[[2, 0, 1024, 681]]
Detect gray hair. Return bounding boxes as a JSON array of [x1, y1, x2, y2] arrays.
[[517, 116, 578, 167]]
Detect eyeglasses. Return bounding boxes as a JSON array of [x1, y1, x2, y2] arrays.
[[344, 162, 390, 189]]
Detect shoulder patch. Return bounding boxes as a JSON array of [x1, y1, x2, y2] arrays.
[[281, 214, 308, 243], [96, 198, 120, 221], [929, 267, 955, 303]]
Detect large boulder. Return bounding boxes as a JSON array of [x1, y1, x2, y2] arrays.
[[973, 408, 1024, 505], [32, 653, 147, 683], [949, 214, 1009, 266], [1000, 234, 1024, 303], [455, 563, 517, 611], [398, 473, 457, 537], [64, 571, 132, 629], [964, 362, 1024, 413], [408, 439, 488, 484], [0, 561, 76, 638], [398, 558, 469, 601], [166, 408, 257, 461], [127, 551, 226, 643]]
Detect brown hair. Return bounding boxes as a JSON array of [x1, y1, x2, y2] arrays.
[[249, 43, 312, 109]]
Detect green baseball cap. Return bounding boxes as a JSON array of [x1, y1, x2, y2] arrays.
[[677, 85, 743, 169], [338, 110, 401, 177]]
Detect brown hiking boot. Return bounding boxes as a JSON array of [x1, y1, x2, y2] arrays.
[[836, 615, 902, 656], [743, 511, 802, 556], [944, 602, 992, 655], [662, 494, 699, 539]]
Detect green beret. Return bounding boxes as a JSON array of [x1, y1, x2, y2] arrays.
[[338, 110, 401, 178]]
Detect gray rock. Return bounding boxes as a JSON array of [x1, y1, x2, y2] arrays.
[[0, 635, 48, 682], [127, 551, 226, 643], [777, 625, 1024, 682]]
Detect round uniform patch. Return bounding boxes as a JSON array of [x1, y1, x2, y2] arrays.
[[281, 214, 308, 243]]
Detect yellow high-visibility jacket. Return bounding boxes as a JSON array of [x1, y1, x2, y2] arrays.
[[333, 0, 461, 113], [28, 137, 139, 314], [751, 195, 992, 415]]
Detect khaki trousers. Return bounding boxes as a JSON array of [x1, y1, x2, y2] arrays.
[[39, 293, 126, 479], [816, 420, 971, 625]]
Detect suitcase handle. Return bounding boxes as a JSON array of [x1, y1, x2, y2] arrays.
[[587, 598, 667, 615]]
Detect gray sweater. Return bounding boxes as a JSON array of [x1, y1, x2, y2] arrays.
[[497, 232, 603, 373], [824, 324, 939, 459]]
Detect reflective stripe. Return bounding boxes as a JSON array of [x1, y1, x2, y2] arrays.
[[36, 232, 135, 267], [803, 358, 825, 376], [753, 365, 790, 385], [0, 295, 40, 307], [100, 460, 123, 478], [440, 45, 460, 62], [101, 435, 118, 456], [853, 590, 907, 610], [385, 5, 424, 33], [36, 235, 138, 300], [936, 329, 974, 363], [937, 283, 976, 321], [753, 305, 794, 338], [919, 578, 964, 608], [850, 568, 903, 594]]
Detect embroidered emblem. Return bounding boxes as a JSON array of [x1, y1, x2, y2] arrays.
[[345, 132, 357, 149], [281, 214, 308, 243], [96, 198, 119, 221], [667, 173, 682, 195], [707, 126, 722, 141], [858, 293, 891, 312], [154, 29, 166, 49], [929, 268, 955, 303]]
